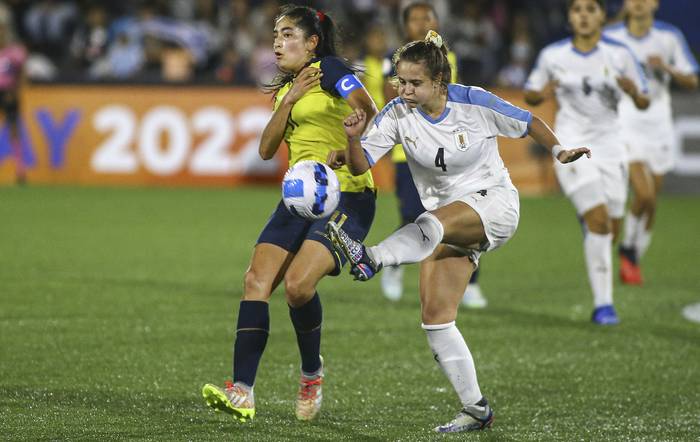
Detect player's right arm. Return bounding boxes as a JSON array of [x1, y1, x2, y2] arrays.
[[259, 66, 321, 160], [343, 104, 399, 176], [524, 50, 557, 106]]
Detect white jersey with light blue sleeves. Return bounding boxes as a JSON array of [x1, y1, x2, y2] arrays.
[[604, 21, 699, 128], [525, 36, 648, 159], [361, 84, 531, 211]]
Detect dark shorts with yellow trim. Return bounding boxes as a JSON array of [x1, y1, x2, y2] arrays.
[[257, 188, 376, 276]]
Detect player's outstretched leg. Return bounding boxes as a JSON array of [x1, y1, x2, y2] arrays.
[[434, 398, 494, 433], [295, 355, 324, 421], [326, 221, 382, 281], [327, 211, 444, 280], [202, 381, 255, 422]]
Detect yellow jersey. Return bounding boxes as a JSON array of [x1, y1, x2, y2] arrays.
[[274, 57, 375, 193], [390, 50, 458, 163], [361, 54, 385, 110]]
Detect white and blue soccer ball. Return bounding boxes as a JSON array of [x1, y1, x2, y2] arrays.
[[282, 160, 341, 220]]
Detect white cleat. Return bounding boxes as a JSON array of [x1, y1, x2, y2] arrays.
[[461, 284, 487, 309], [295, 356, 324, 421], [381, 266, 404, 301], [434, 401, 494, 433]]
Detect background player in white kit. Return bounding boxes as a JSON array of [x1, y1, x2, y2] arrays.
[[326, 31, 590, 433], [524, 0, 650, 324], [604, 0, 699, 285]]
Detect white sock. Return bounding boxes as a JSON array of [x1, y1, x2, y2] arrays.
[[622, 213, 642, 249], [635, 215, 652, 259], [423, 321, 482, 407], [368, 212, 444, 267], [584, 232, 613, 307]]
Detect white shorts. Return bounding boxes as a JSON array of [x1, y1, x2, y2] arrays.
[[447, 182, 520, 265], [624, 124, 675, 175], [554, 157, 628, 219]]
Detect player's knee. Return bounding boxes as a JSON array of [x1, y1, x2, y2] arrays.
[[584, 209, 610, 234], [284, 274, 315, 306], [421, 300, 457, 325], [243, 268, 270, 300]]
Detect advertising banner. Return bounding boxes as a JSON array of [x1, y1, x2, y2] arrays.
[[0, 85, 557, 193]]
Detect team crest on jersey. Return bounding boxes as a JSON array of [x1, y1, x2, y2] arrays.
[[453, 129, 469, 151]]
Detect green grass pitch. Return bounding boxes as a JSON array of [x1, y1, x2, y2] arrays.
[[1, 186, 699, 441]]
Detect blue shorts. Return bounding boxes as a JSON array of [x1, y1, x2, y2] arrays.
[[257, 189, 376, 276], [395, 162, 426, 224]]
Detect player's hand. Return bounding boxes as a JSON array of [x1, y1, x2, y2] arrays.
[[616, 76, 638, 97], [556, 147, 591, 164], [544, 79, 560, 98], [647, 55, 666, 72], [284, 67, 322, 105], [344, 108, 366, 138], [326, 150, 346, 169]]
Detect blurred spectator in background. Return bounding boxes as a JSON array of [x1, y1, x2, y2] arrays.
[[24, 0, 77, 64], [359, 24, 387, 107], [496, 11, 533, 88], [91, 28, 144, 80], [0, 0, 692, 86], [0, 12, 26, 184], [69, 4, 108, 71], [449, 1, 501, 86]]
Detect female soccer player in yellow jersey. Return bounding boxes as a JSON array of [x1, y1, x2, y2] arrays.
[[202, 4, 378, 423]]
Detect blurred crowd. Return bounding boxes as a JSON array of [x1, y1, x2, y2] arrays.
[[0, 0, 684, 87]]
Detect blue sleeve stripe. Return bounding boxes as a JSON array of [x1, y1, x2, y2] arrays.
[[335, 74, 363, 98], [362, 147, 376, 167], [374, 97, 401, 126], [448, 85, 531, 123]]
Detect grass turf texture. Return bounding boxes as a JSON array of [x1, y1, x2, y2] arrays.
[[1, 186, 699, 441]]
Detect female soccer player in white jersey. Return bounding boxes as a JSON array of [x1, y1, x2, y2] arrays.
[[524, 0, 650, 324], [326, 30, 590, 433], [604, 0, 698, 284]]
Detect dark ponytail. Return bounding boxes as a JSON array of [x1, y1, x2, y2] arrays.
[[264, 4, 345, 93], [392, 30, 452, 90]]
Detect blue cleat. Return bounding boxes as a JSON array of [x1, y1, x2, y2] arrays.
[[591, 305, 620, 325], [326, 221, 381, 281]]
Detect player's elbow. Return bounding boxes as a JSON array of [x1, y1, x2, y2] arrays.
[[524, 90, 543, 106], [686, 74, 699, 90], [635, 95, 650, 110], [258, 145, 275, 161]]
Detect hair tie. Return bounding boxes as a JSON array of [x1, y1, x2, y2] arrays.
[[316, 10, 325, 22], [425, 30, 443, 48]]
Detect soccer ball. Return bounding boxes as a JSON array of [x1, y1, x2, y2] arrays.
[[282, 160, 341, 220]]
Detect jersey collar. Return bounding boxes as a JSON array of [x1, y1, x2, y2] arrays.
[[416, 105, 450, 124]]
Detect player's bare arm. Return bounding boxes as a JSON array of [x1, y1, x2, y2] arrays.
[[328, 87, 378, 169], [528, 115, 591, 164], [647, 55, 699, 90], [616, 76, 650, 110], [259, 66, 322, 160], [342, 108, 371, 175], [524, 80, 559, 106]]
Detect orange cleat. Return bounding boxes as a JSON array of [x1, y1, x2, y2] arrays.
[[620, 254, 643, 285]]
